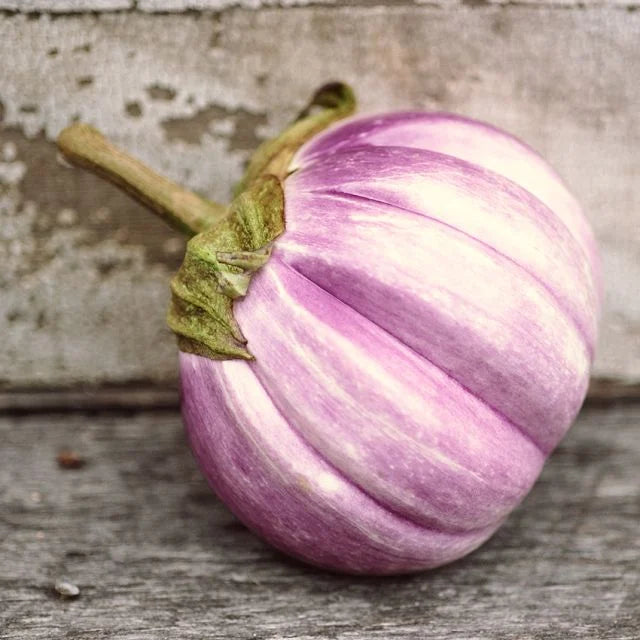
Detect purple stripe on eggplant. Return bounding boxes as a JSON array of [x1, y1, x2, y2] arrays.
[[181, 353, 500, 574], [292, 111, 601, 298], [287, 146, 598, 352], [277, 189, 590, 452], [228, 258, 546, 533]]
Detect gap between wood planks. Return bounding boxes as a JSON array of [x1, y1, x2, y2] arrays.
[[0, 378, 638, 414]]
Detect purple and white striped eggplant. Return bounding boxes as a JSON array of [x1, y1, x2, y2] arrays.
[[59, 83, 601, 575]]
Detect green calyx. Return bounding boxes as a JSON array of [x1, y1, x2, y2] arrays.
[[56, 82, 357, 361], [168, 175, 284, 360]]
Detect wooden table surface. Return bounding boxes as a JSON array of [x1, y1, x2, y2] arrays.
[[2, 401, 638, 639], [2, 4, 639, 639]]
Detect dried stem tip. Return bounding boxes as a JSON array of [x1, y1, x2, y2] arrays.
[[57, 123, 227, 236]]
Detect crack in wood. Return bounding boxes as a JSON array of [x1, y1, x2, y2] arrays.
[[0, 378, 638, 415]]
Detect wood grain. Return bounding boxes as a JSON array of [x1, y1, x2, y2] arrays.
[[1, 404, 639, 639]]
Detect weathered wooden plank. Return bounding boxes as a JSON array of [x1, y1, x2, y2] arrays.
[[1, 0, 635, 11], [1, 8, 639, 390], [0, 404, 638, 639]]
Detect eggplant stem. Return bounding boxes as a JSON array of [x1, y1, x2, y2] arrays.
[[57, 123, 227, 237]]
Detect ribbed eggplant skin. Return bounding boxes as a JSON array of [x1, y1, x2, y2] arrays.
[[180, 112, 601, 575]]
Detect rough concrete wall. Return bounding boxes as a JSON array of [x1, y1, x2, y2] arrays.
[[0, 7, 638, 389]]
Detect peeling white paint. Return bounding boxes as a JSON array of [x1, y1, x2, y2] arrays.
[[0, 158, 26, 184], [0, 177, 177, 387]]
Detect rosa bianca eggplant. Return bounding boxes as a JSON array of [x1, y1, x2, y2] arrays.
[[58, 83, 600, 574]]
